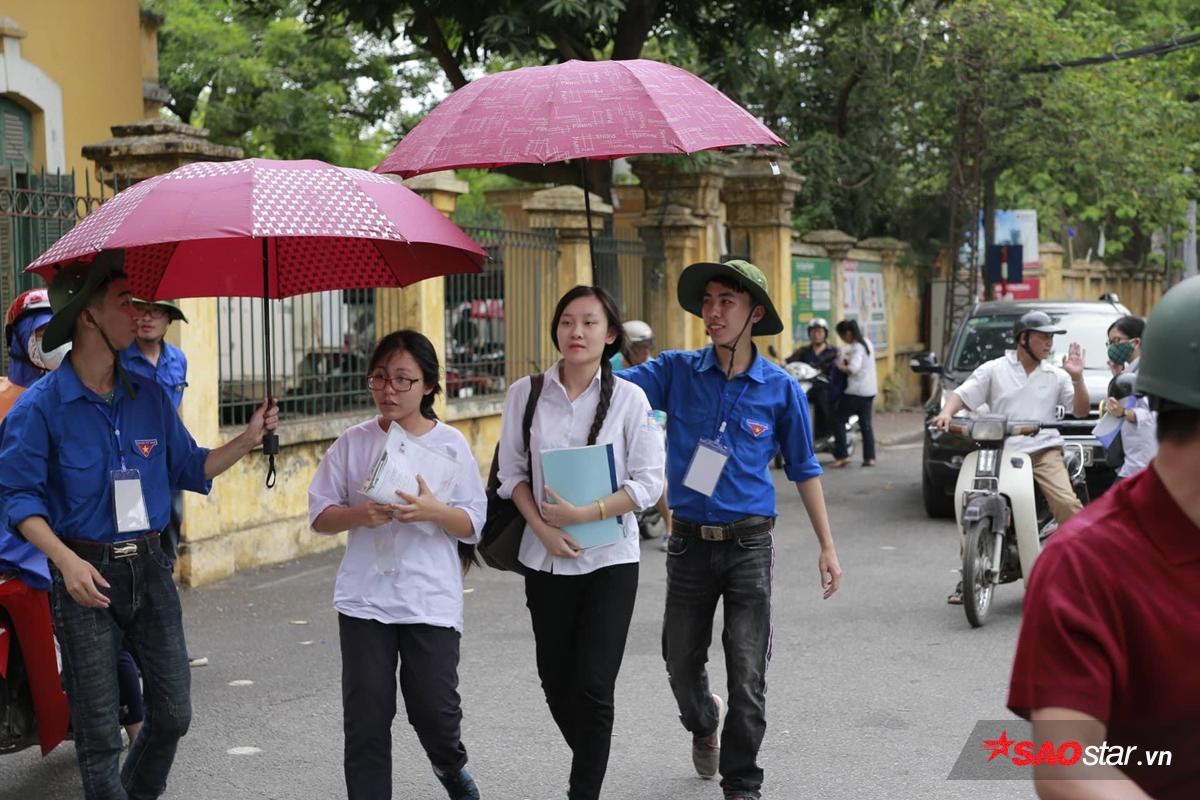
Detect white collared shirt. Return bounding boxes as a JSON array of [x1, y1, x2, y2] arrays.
[[1115, 362, 1157, 478], [497, 361, 665, 575], [307, 418, 487, 632], [953, 350, 1076, 453]]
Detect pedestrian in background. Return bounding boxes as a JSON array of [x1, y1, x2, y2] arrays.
[[308, 329, 487, 800], [496, 286, 664, 800], [830, 319, 877, 467], [1104, 315, 1157, 481]]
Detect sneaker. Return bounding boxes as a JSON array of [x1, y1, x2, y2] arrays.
[[692, 693, 724, 779], [724, 794, 761, 800], [947, 581, 963, 605], [434, 766, 480, 800]]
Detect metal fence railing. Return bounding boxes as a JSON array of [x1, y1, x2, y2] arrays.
[[0, 167, 123, 374], [594, 221, 660, 328]]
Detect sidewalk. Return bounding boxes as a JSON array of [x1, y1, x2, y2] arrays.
[[874, 407, 927, 446]]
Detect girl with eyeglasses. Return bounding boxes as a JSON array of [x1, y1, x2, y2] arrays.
[[307, 329, 486, 800]]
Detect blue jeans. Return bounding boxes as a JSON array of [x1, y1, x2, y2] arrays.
[[664, 529, 774, 797], [50, 541, 191, 800]]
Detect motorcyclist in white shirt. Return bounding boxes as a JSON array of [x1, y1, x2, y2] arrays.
[[932, 311, 1091, 604]]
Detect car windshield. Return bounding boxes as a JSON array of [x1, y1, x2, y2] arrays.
[[951, 311, 1117, 372]]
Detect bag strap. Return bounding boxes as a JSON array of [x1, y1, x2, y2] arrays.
[[522, 373, 545, 474]]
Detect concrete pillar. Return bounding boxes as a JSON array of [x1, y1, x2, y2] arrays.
[[1039, 242, 1064, 299], [723, 156, 804, 360], [630, 155, 731, 351]]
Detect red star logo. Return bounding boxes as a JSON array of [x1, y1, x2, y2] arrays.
[[982, 729, 1015, 762]]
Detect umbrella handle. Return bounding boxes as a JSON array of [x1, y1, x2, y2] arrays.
[[263, 433, 279, 488]]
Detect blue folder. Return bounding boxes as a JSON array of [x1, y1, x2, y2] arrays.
[[541, 443, 623, 549]]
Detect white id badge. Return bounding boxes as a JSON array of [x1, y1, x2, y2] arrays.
[[683, 438, 730, 497], [111, 469, 150, 534]]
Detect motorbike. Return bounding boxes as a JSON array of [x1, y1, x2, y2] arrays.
[[943, 415, 1089, 627], [0, 574, 70, 756], [782, 360, 859, 456]]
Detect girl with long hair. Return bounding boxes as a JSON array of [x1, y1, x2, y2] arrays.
[[496, 286, 665, 800], [308, 329, 486, 800], [831, 318, 878, 467]]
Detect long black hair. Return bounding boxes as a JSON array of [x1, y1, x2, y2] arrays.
[[369, 330, 479, 572], [836, 319, 871, 356], [549, 285, 626, 445], [369, 329, 442, 420]]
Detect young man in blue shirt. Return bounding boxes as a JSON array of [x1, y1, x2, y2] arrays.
[[621, 259, 842, 800], [0, 253, 277, 799]]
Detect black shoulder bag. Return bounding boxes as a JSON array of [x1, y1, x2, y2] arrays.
[[479, 373, 544, 574]]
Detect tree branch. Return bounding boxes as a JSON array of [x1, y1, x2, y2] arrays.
[[410, 2, 469, 89], [612, 0, 661, 60]]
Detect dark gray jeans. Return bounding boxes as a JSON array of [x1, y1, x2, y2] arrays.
[[664, 529, 774, 797], [51, 541, 191, 800]]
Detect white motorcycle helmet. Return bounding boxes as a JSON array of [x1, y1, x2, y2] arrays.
[[807, 317, 830, 335], [623, 320, 653, 343]]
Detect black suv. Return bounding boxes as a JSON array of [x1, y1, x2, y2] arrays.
[[910, 299, 1128, 517]]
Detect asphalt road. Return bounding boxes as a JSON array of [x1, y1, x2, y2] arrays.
[[1, 442, 1033, 800]]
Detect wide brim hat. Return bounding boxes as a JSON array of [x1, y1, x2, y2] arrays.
[[133, 298, 188, 324], [677, 259, 783, 337], [42, 251, 125, 351]]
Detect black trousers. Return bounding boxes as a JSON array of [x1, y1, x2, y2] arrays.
[[338, 614, 468, 800], [525, 562, 639, 800]]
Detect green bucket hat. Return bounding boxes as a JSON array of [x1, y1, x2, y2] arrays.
[[42, 251, 126, 351], [132, 298, 188, 324], [677, 259, 783, 337]]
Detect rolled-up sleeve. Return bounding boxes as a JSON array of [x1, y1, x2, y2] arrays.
[[308, 434, 349, 529], [0, 402, 52, 534], [496, 377, 532, 500], [619, 386, 665, 510], [447, 437, 487, 544], [776, 377, 822, 482], [954, 362, 993, 411]]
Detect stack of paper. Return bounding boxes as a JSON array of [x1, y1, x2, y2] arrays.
[[541, 443, 623, 549], [361, 423, 460, 505]]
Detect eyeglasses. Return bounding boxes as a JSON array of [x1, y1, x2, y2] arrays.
[[367, 374, 420, 392], [134, 304, 168, 320]]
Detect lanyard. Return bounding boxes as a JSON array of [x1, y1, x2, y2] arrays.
[[713, 379, 750, 443], [91, 398, 128, 471]]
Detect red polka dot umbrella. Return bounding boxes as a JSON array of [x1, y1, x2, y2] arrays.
[[26, 158, 486, 486]]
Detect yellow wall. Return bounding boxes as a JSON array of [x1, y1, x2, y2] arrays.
[[4, 0, 145, 177]]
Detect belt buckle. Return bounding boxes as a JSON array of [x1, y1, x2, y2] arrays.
[[112, 541, 140, 559], [699, 525, 724, 542]]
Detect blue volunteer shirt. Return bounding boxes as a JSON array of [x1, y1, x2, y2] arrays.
[[121, 340, 188, 410], [621, 347, 821, 524], [0, 356, 211, 543]]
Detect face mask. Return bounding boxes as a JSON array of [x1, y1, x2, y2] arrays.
[[1107, 340, 1135, 366], [28, 332, 71, 371]]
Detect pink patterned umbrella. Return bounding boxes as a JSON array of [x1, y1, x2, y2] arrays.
[[26, 158, 485, 486], [27, 158, 485, 297], [376, 59, 785, 176]]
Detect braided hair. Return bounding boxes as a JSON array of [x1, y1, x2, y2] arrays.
[[549, 285, 627, 446]]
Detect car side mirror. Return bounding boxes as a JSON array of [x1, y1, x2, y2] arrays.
[[910, 351, 942, 375]]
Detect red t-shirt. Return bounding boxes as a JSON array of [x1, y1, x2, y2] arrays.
[[1008, 464, 1200, 797]]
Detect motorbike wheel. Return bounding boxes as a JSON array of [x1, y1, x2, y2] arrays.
[[962, 518, 996, 628]]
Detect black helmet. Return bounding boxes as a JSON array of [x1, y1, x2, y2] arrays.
[[1012, 311, 1066, 342]]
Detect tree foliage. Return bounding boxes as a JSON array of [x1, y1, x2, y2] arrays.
[[147, 0, 442, 167]]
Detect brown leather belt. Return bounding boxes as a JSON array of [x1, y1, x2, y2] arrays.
[[672, 515, 774, 542], [64, 532, 161, 563]]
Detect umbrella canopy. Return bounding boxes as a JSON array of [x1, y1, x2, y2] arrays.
[[375, 59, 785, 177], [27, 158, 486, 295]]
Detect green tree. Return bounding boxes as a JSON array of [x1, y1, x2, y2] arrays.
[[148, 0, 442, 167]]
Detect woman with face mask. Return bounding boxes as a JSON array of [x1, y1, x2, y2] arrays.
[[1103, 315, 1157, 481]]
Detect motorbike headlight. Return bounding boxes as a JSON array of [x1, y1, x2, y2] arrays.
[[970, 418, 1006, 442]]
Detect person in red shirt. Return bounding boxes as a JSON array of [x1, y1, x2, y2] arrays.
[[1007, 275, 1200, 799]]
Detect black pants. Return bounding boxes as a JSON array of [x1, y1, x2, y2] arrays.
[[833, 393, 876, 461], [338, 615, 467, 800], [525, 562, 639, 800]]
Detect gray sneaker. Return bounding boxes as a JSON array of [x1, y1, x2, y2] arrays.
[[692, 693, 724, 779]]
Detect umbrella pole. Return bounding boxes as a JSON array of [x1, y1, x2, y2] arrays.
[[261, 237, 278, 488], [579, 160, 597, 284]]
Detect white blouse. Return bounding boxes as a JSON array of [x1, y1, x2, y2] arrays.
[[307, 418, 487, 632], [843, 339, 879, 398], [497, 362, 665, 575]]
